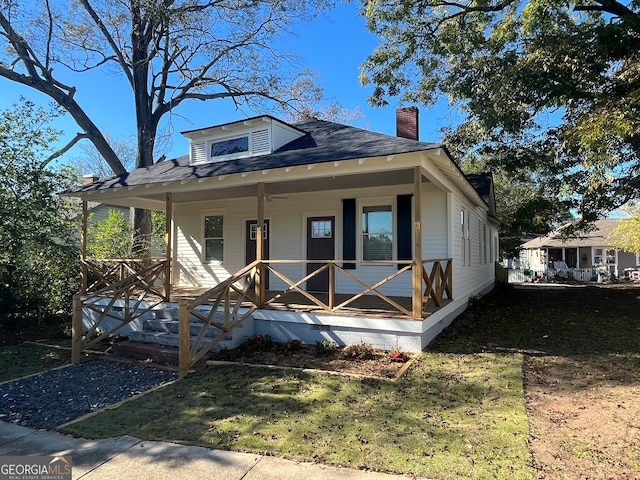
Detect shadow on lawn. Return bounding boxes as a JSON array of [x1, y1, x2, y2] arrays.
[[428, 283, 640, 358]]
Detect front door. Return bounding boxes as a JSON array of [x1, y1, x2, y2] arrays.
[[306, 216, 335, 292], [246, 220, 269, 289]]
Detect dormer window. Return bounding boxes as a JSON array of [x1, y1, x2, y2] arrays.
[[210, 135, 249, 159], [182, 116, 305, 165]]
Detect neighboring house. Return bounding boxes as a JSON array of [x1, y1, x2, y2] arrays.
[[65, 108, 499, 355], [519, 218, 640, 281]]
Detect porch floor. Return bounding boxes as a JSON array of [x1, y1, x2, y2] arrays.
[[169, 286, 451, 319]]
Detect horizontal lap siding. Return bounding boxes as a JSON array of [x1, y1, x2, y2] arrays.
[[171, 183, 488, 299], [451, 193, 496, 301]]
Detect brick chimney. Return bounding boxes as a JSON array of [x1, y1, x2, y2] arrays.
[[396, 106, 419, 141], [83, 174, 100, 185]]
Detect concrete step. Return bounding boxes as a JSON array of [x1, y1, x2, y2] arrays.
[[128, 330, 231, 349], [143, 318, 224, 338]]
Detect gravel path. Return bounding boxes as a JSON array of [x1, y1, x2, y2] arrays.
[[0, 359, 178, 429]]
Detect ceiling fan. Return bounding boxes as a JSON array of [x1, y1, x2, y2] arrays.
[[264, 193, 288, 202]]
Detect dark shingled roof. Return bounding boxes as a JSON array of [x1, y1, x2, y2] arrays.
[[67, 117, 443, 194]]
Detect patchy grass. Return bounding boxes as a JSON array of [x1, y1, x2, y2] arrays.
[[0, 343, 74, 383], [61, 353, 532, 479], [429, 283, 640, 479]]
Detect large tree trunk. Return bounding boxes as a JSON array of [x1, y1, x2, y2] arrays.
[[130, 1, 156, 256]]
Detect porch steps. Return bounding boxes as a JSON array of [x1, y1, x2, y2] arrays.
[[113, 307, 247, 364]]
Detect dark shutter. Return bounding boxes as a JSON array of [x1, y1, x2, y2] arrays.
[[397, 194, 413, 269], [342, 198, 356, 269]]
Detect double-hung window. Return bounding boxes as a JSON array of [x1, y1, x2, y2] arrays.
[[204, 215, 224, 262], [362, 205, 393, 261]]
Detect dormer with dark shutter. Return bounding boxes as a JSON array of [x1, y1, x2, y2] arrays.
[[181, 116, 305, 165]]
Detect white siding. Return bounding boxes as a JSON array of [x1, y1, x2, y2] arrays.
[[172, 180, 494, 301]]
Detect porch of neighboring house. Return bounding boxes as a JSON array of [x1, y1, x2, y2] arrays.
[[72, 181, 453, 378]]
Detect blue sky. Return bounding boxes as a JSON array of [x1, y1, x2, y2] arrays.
[[0, 2, 458, 168]]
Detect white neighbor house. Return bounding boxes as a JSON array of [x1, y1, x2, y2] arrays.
[[519, 218, 640, 281], [65, 108, 499, 362]]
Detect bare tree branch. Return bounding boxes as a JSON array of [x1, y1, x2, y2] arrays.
[[41, 132, 90, 168]]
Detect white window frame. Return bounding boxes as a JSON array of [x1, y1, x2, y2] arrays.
[[208, 134, 251, 162], [203, 212, 224, 264], [359, 197, 395, 263]]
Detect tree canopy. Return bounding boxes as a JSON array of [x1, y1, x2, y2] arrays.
[[612, 207, 640, 253], [0, 0, 330, 245], [360, 0, 640, 232], [0, 99, 79, 328]]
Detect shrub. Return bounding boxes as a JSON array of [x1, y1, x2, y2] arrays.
[[282, 339, 303, 353], [242, 334, 273, 352], [315, 340, 339, 355], [344, 342, 375, 360], [389, 348, 409, 363]]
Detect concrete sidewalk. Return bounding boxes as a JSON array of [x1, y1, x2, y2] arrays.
[[0, 422, 419, 480]]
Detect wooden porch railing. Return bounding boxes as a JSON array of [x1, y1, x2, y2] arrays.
[[422, 259, 453, 308], [262, 258, 453, 317], [81, 257, 168, 293], [178, 258, 452, 377], [178, 261, 260, 378], [72, 259, 170, 364]]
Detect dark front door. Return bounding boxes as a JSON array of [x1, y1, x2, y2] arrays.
[[306, 216, 335, 292], [246, 220, 269, 289]]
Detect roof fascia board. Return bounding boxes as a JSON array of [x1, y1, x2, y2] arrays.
[[181, 115, 305, 140], [72, 153, 429, 203]]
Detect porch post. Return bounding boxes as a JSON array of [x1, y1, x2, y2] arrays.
[[71, 294, 82, 364], [80, 200, 88, 293], [412, 166, 423, 319], [164, 192, 173, 301], [256, 182, 265, 306]]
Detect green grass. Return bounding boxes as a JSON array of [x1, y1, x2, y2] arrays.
[[0, 343, 75, 383], [60, 352, 532, 479]]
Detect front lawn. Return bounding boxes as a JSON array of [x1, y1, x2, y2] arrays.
[[0, 343, 73, 383], [60, 351, 532, 479]]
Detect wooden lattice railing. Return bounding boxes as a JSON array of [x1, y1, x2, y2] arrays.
[[261, 257, 453, 318], [178, 261, 260, 378], [72, 259, 170, 363], [422, 259, 453, 308]]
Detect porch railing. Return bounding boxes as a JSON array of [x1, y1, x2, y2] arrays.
[[72, 258, 170, 363], [262, 258, 452, 318], [178, 261, 260, 378], [177, 258, 452, 377]]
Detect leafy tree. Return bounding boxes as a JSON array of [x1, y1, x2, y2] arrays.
[[0, 100, 79, 329], [460, 154, 571, 257], [0, 0, 331, 249], [612, 207, 640, 254], [360, 0, 640, 229], [87, 210, 134, 259], [87, 209, 166, 258]]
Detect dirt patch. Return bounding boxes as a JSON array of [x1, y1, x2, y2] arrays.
[[209, 343, 413, 380], [431, 283, 640, 480], [524, 355, 640, 479]]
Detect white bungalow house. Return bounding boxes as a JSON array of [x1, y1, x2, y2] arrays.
[[64, 108, 499, 375], [519, 218, 640, 281]]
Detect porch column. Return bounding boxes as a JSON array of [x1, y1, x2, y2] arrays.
[[256, 182, 265, 306], [412, 166, 423, 319], [164, 192, 173, 301], [80, 200, 88, 294]]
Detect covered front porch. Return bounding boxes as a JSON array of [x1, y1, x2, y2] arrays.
[[71, 164, 457, 377]]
